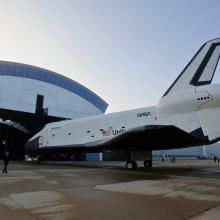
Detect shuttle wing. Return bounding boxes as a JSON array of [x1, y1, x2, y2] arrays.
[[85, 125, 206, 151]]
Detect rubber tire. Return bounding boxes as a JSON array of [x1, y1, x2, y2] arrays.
[[126, 160, 137, 170], [144, 160, 152, 168], [34, 155, 40, 164]]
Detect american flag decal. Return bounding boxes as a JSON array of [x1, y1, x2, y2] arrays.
[[102, 127, 112, 136]]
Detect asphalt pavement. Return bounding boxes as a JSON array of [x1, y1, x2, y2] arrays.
[[0, 160, 220, 220]]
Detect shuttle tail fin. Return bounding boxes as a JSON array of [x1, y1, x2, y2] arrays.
[[163, 38, 220, 97]]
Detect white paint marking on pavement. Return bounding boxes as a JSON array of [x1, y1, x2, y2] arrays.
[[95, 177, 220, 202], [0, 191, 75, 220], [0, 197, 21, 209], [189, 205, 220, 220]]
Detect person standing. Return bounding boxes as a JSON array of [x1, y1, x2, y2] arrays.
[[2, 151, 10, 173], [2, 140, 10, 173]]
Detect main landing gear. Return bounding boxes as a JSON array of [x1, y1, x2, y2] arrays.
[[144, 159, 152, 168], [125, 150, 152, 170], [126, 160, 137, 170]]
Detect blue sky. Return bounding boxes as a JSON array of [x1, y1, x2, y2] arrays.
[[0, 0, 220, 112]]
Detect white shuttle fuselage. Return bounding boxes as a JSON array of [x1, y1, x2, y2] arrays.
[[31, 106, 156, 148]]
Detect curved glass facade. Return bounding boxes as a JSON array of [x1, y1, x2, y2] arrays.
[[0, 61, 108, 112]]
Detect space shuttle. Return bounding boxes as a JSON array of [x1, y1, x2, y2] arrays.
[[25, 38, 220, 169]]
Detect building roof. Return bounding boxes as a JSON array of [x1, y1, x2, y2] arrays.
[[0, 61, 108, 112]]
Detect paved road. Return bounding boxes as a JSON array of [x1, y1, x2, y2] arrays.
[[0, 160, 220, 220]]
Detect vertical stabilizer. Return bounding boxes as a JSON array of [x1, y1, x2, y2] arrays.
[[163, 38, 220, 96]]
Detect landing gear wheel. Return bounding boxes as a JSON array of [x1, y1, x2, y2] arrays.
[[144, 160, 152, 168], [34, 155, 40, 164], [126, 160, 137, 170]]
